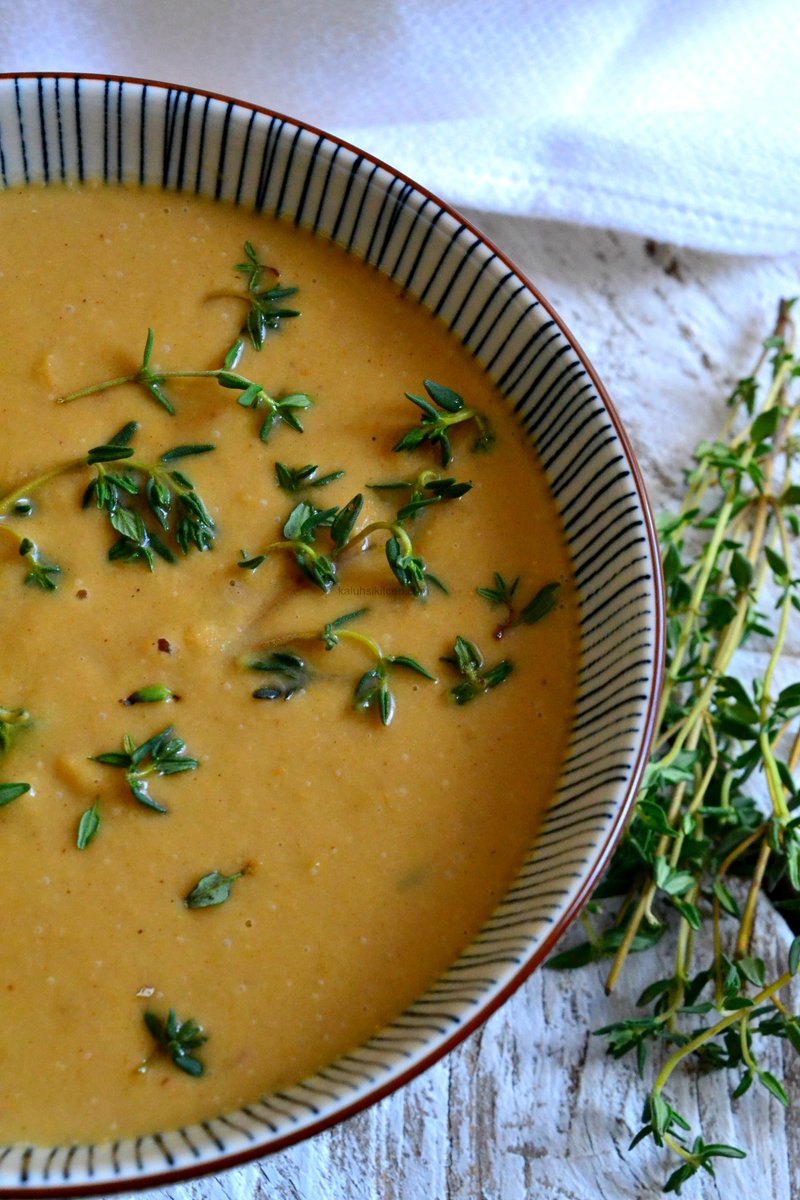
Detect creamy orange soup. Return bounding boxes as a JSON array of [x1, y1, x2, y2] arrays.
[[0, 184, 577, 1144]]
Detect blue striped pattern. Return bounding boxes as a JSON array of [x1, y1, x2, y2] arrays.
[[0, 74, 662, 1192]]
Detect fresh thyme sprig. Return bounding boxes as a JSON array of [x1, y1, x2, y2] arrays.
[[0, 705, 31, 806], [275, 462, 345, 494], [0, 422, 216, 582], [334, 499, 436, 598], [321, 609, 436, 725], [394, 379, 495, 466], [247, 608, 435, 726], [143, 1007, 207, 1077], [334, 485, 467, 598], [227, 376, 313, 443], [217, 240, 300, 367], [367, 469, 472, 519], [57, 328, 313, 443], [548, 300, 800, 1191], [477, 573, 561, 638], [240, 482, 459, 599], [441, 635, 513, 704], [83, 427, 216, 567], [91, 726, 199, 813], [239, 499, 340, 592], [234, 240, 267, 291]]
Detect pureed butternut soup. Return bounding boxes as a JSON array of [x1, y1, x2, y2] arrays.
[[0, 183, 577, 1145]]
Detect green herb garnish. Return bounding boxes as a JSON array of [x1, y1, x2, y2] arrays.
[[0, 501, 62, 590], [82, 428, 216, 567], [0, 422, 216, 584], [247, 609, 435, 726], [57, 328, 313, 443], [368, 469, 472, 520], [143, 1007, 207, 1077], [76, 800, 101, 849], [239, 500, 340, 592], [547, 300, 800, 1191], [442, 635, 513, 704], [17, 537, 61, 590], [332, 490, 435, 596], [477, 573, 561, 637], [517, 581, 561, 624], [91, 726, 199, 813], [249, 651, 310, 699], [185, 868, 247, 908], [122, 684, 177, 706], [334, 488, 462, 599], [223, 375, 314, 443], [322, 610, 436, 725], [0, 782, 30, 807], [219, 241, 300, 367], [274, 462, 345, 494], [394, 379, 495, 466], [0, 706, 31, 807], [234, 240, 266, 291], [0, 705, 29, 755]]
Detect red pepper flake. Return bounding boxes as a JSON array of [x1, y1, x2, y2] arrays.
[[157, 637, 173, 654]]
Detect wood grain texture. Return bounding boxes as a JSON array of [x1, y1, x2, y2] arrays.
[[136, 216, 800, 1200]]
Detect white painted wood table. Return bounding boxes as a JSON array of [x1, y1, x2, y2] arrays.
[[139, 214, 800, 1200]]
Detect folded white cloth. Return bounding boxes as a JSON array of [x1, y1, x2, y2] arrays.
[[3, 0, 799, 254]]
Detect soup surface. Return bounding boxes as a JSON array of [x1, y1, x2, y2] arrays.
[[0, 184, 577, 1144]]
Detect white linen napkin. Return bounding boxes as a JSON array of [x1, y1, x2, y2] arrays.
[[2, 0, 799, 254]]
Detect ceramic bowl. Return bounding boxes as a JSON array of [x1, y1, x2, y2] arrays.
[[0, 73, 663, 1195]]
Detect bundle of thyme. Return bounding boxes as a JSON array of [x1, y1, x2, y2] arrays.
[[550, 301, 800, 1192]]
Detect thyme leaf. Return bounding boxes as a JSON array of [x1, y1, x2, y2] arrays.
[[250, 651, 310, 700], [442, 635, 513, 704], [122, 684, 177, 706], [143, 1007, 207, 1077], [91, 726, 199, 813], [185, 868, 247, 908], [274, 462, 345, 493], [0, 782, 29, 806], [76, 800, 101, 849]]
